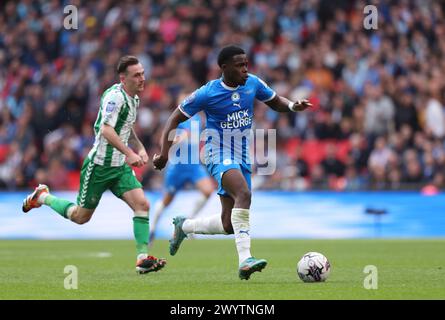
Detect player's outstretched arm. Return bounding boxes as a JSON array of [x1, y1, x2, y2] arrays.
[[265, 95, 312, 113], [153, 108, 189, 170], [102, 124, 144, 167]]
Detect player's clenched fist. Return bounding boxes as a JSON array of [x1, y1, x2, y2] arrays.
[[126, 151, 144, 167], [153, 154, 168, 170], [138, 149, 149, 165]]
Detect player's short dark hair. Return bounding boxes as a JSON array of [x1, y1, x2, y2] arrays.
[[217, 45, 245, 67], [117, 55, 139, 74]]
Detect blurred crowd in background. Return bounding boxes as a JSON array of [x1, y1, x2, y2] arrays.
[[1, 0, 445, 192]]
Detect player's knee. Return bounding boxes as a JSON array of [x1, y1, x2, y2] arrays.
[[136, 199, 150, 212], [235, 189, 251, 208], [73, 214, 92, 225]]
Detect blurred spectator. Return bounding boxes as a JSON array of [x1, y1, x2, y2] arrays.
[[368, 136, 393, 189], [294, 146, 309, 179], [425, 82, 445, 139], [321, 143, 345, 178], [394, 92, 419, 132], [310, 164, 328, 190], [0, 142, 22, 189], [348, 133, 368, 173], [343, 165, 366, 191], [363, 84, 395, 139]]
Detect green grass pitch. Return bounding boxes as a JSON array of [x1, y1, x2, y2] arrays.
[[0, 239, 444, 299]]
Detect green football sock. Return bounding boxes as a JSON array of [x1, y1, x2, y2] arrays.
[[133, 216, 149, 255], [44, 195, 75, 219]]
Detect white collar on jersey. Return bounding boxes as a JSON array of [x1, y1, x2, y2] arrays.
[[119, 83, 140, 101], [220, 79, 240, 91]]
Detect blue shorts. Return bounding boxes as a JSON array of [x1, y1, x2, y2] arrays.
[[164, 163, 209, 194], [207, 161, 251, 197]]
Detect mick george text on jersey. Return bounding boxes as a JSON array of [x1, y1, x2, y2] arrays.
[[220, 109, 252, 129]]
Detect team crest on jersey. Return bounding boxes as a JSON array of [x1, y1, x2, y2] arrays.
[[106, 101, 116, 112], [231, 92, 240, 102]]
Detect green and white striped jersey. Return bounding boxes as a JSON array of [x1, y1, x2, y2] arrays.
[[88, 83, 140, 167]]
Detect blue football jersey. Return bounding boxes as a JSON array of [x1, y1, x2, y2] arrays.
[[178, 74, 276, 166]]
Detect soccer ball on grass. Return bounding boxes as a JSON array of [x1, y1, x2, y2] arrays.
[[297, 252, 331, 282]]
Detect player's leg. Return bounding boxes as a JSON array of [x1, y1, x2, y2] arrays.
[[149, 192, 174, 244], [180, 194, 228, 236], [23, 186, 95, 223], [170, 198, 228, 255], [189, 166, 214, 219], [219, 194, 235, 234], [178, 167, 215, 241], [66, 206, 95, 224], [120, 187, 150, 255], [113, 165, 166, 274], [221, 168, 267, 280], [23, 158, 101, 224], [189, 178, 213, 219], [167, 166, 223, 256], [150, 164, 185, 244], [221, 168, 252, 260], [22, 184, 75, 218]]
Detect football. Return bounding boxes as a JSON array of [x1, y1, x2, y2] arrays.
[[297, 252, 331, 282]]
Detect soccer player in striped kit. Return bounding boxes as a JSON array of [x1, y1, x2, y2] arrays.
[[22, 56, 166, 275]]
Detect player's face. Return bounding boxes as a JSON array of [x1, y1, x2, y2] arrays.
[[122, 63, 145, 94], [226, 54, 249, 86]]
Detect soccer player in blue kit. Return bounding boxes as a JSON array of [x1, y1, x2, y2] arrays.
[[153, 45, 311, 280]]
